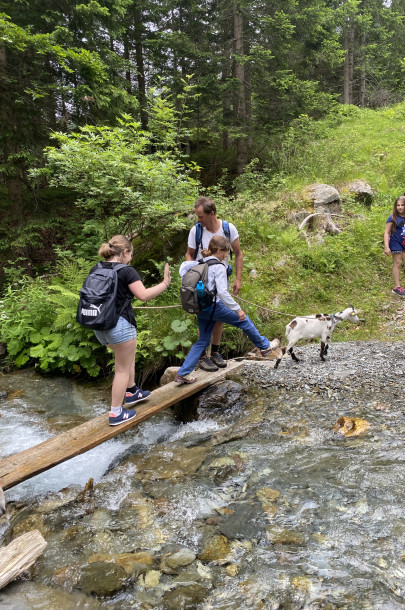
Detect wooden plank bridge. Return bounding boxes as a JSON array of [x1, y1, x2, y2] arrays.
[[0, 360, 244, 491]]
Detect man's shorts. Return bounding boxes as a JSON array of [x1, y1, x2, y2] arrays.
[[95, 316, 137, 346]]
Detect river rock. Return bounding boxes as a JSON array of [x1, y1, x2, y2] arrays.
[[196, 380, 246, 411], [128, 444, 210, 482], [217, 501, 268, 541], [88, 551, 154, 576], [266, 525, 306, 545], [162, 584, 210, 609], [0, 581, 100, 608], [333, 416, 370, 437], [198, 534, 231, 562], [78, 560, 128, 596], [52, 564, 81, 591], [160, 547, 197, 574], [143, 569, 161, 588], [35, 487, 78, 513], [12, 513, 48, 538], [303, 183, 341, 213], [160, 367, 178, 386], [341, 179, 374, 206]]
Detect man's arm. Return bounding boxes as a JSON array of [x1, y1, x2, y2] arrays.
[[185, 246, 196, 261], [231, 237, 243, 295]]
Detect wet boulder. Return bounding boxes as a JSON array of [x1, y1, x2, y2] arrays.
[[266, 525, 307, 546], [128, 444, 211, 482], [196, 380, 246, 411], [160, 546, 197, 574], [333, 416, 370, 437], [198, 534, 231, 562], [162, 584, 211, 609], [217, 501, 268, 541], [78, 560, 128, 596]]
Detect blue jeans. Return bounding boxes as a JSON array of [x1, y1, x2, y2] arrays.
[[177, 301, 270, 376]]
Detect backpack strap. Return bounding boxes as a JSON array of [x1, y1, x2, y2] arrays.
[[222, 220, 233, 261], [194, 222, 203, 260], [107, 262, 133, 318], [198, 258, 226, 332]]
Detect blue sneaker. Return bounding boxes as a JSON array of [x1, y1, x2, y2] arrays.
[[109, 407, 136, 426], [125, 386, 150, 405]]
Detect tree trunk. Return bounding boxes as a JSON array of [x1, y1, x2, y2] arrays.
[[221, 6, 233, 151], [233, 4, 248, 174], [123, 31, 132, 94], [134, 3, 148, 130], [343, 25, 355, 105], [0, 41, 23, 215], [358, 32, 366, 108]]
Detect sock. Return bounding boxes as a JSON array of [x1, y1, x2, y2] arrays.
[[211, 344, 220, 354], [126, 384, 137, 393], [110, 406, 122, 416]]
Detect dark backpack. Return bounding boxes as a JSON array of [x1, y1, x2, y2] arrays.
[[180, 259, 224, 314], [194, 220, 233, 261], [76, 263, 129, 330]]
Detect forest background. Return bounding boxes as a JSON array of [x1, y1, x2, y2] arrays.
[[1, 0, 405, 382]]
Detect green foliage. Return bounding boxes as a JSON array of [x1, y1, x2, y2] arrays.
[[0, 256, 104, 376], [31, 106, 200, 243], [154, 318, 193, 359]]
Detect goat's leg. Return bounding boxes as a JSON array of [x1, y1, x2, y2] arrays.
[[320, 338, 330, 361], [289, 347, 300, 363], [274, 347, 286, 370], [320, 341, 326, 361]]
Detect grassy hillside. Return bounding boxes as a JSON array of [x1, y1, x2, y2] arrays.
[[218, 103, 405, 352]]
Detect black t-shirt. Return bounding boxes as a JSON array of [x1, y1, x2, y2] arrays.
[[89, 262, 142, 327]]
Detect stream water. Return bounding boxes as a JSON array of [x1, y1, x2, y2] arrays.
[[0, 359, 405, 609]]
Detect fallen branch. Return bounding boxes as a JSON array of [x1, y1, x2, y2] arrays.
[[298, 212, 342, 232], [0, 530, 47, 590]]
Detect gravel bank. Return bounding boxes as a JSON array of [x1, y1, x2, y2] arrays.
[[240, 340, 404, 396]]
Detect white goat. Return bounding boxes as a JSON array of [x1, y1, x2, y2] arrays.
[[274, 305, 359, 369]]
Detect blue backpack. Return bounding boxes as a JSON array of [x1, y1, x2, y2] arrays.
[[194, 220, 233, 261]]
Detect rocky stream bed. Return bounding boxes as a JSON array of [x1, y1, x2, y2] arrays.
[[1, 340, 405, 609]]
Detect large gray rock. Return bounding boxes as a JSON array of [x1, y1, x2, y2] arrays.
[[303, 183, 341, 213], [342, 179, 374, 206]]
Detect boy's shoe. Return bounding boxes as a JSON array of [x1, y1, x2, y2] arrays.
[[392, 286, 405, 296], [198, 356, 218, 372], [175, 374, 197, 385], [211, 352, 227, 368], [109, 407, 136, 426], [125, 387, 150, 405]]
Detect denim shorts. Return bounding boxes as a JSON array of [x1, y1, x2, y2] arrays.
[[94, 316, 137, 346]]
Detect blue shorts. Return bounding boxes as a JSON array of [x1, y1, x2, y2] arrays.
[[389, 235, 405, 253], [94, 316, 137, 346]]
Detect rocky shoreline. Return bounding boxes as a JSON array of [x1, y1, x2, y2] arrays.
[[240, 339, 404, 396]]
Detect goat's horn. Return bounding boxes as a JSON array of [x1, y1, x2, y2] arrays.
[[348, 303, 354, 309]]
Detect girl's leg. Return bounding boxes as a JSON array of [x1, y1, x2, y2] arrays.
[[108, 339, 137, 407], [177, 318, 216, 376], [204, 302, 270, 351], [392, 252, 403, 287]]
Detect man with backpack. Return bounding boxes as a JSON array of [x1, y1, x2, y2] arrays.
[[185, 196, 243, 371]]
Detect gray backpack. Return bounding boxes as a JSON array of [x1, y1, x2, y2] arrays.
[[180, 259, 224, 314]]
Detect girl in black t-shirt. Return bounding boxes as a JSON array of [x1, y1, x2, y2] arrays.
[[95, 235, 171, 426]]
